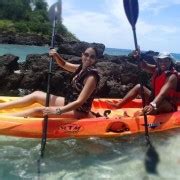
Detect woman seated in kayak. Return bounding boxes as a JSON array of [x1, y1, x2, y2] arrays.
[[0, 47, 100, 118], [108, 52, 178, 115]]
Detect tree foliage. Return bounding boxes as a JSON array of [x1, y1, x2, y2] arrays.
[[0, 0, 31, 20], [0, 0, 77, 41]]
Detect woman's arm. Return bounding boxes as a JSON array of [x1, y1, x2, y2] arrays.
[[60, 75, 97, 113], [49, 49, 79, 73], [43, 75, 97, 115]]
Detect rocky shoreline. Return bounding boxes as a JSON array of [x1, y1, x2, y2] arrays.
[[0, 40, 179, 97], [0, 32, 50, 46]]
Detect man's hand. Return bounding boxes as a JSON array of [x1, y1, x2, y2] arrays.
[[143, 104, 155, 115]]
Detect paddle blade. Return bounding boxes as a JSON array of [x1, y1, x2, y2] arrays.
[[145, 143, 160, 174], [123, 0, 139, 27], [48, 0, 62, 23]]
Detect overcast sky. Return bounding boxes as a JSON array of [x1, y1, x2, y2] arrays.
[[46, 0, 180, 53]]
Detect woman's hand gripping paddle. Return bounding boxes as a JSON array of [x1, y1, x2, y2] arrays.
[[123, 0, 159, 174]]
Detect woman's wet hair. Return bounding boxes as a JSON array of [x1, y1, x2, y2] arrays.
[[91, 47, 98, 58], [83, 46, 98, 58], [73, 46, 98, 77]]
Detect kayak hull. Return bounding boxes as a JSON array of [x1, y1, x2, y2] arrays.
[[0, 96, 180, 139]]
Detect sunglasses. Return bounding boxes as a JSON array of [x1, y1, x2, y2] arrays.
[[83, 52, 96, 60]]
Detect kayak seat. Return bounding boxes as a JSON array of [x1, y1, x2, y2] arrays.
[[107, 121, 129, 133]]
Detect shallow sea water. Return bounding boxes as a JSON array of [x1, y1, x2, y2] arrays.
[[0, 129, 179, 180]]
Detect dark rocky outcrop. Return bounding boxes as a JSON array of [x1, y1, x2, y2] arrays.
[[0, 32, 49, 46], [0, 41, 179, 97], [57, 41, 105, 58]]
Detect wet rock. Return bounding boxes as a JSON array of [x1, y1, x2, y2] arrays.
[[57, 41, 105, 58], [0, 54, 19, 72]]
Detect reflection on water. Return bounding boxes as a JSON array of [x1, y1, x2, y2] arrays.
[[0, 129, 179, 179]]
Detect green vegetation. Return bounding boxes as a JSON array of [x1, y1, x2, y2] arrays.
[[0, 0, 78, 41]]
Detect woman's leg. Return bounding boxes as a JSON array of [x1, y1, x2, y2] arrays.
[[0, 91, 46, 109], [116, 84, 151, 108], [6, 106, 74, 118], [7, 107, 89, 118], [0, 90, 65, 109], [6, 107, 45, 117]]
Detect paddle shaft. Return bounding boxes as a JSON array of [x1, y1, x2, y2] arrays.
[[123, 1, 159, 173], [131, 27, 149, 137], [123, 0, 149, 137], [40, 13, 56, 158]]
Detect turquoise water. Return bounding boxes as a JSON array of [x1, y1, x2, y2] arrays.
[[104, 47, 131, 56], [1, 43, 180, 62], [105, 47, 180, 61], [0, 130, 179, 179], [0, 44, 49, 62]]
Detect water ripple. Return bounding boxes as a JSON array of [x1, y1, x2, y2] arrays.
[[0, 129, 179, 179]]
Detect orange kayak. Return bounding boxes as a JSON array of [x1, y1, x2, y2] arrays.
[[0, 96, 179, 139]]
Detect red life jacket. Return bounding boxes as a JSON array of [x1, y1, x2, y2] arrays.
[[176, 73, 180, 104], [151, 68, 178, 98]]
